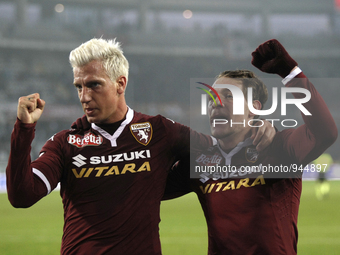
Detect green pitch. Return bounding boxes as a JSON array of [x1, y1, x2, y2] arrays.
[[160, 180, 340, 255], [0, 181, 340, 254]]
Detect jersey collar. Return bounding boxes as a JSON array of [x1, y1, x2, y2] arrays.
[[217, 137, 253, 165], [91, 107, 134, 147]]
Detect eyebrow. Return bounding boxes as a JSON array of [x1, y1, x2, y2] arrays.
[[73, 78, 103, 86]]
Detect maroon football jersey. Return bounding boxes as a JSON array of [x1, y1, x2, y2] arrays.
[[6, 108, 212, 255], [164, 72, 338, 255]]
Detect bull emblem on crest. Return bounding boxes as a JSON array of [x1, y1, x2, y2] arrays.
[[137, 129, 149, 143], [130, 122, 153, 146]]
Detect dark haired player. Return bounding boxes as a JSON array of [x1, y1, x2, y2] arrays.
[[163, 39, 338, 255]]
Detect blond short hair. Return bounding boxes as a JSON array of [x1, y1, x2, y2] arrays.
[[69, 38, 129, 83]]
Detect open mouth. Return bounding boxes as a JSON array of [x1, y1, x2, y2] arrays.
[[85, 108, 96, 115]]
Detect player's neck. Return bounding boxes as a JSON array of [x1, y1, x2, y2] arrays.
[[95, 104, 128, 135], [102, 103, 128, 124], [109, 101, 128, 123], [96, 117, 126, 135], [218, 129, 252, 153]]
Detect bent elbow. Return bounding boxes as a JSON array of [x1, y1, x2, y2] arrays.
[[325, 126, 338, 146], [317, 125, 338, 150], [9, 199, 32, 209], [10, 201, 32, 209], [7, 193, 35, 208]]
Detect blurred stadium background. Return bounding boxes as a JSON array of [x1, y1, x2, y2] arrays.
[[0, 0, 339, 254]]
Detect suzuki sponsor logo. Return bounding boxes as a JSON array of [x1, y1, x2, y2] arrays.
[[72, 154, 87, 167], [68, 132, 103, 148], [71, 150, 151, 167]]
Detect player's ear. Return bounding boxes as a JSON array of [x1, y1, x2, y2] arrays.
[[116, 76, 127, 95], [249, 100, 261, 118]]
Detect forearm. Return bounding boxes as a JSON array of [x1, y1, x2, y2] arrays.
[[284, 71, 337, 163], [162, 159, 193, 201], [6, 119, 47, 208], [251, 39, 337, 164]]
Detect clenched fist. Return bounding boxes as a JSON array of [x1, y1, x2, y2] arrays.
[[17, 93, 45, 124], [251, 39, 297, 78]]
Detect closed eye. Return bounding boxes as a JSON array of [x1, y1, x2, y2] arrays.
[[208, 94, 217, 104], [221, 92, 233, 99]]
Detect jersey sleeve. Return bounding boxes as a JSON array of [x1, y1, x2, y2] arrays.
[[276, 72, 337, 165], [162, 159, 193, 200], [158, 117, 212, 199], [31, 131, 65, 192], [159, 116, 213, 161], [6, 119, 63, 208]]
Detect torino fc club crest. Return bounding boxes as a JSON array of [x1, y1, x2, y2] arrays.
[[245, 147, 259, 163], [130, 122, 153, 146]]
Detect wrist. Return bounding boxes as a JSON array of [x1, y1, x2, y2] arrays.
[[277, 57, 298, 78], [281, 67, 302, 85]]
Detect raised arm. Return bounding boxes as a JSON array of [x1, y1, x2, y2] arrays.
[[6, 93, 48, 208], [251, 39, 338, 164]]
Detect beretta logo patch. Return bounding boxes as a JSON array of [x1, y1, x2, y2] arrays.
[[130, 122, 152, 146], [68, 132, 103, 148]]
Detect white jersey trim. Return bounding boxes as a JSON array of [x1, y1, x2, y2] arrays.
[[33, 168, 51, 195], [211, 136, 218, 146], [218, 137, 253, 165], [92, 107, 134, 147], [282, 67, 302, 85]]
